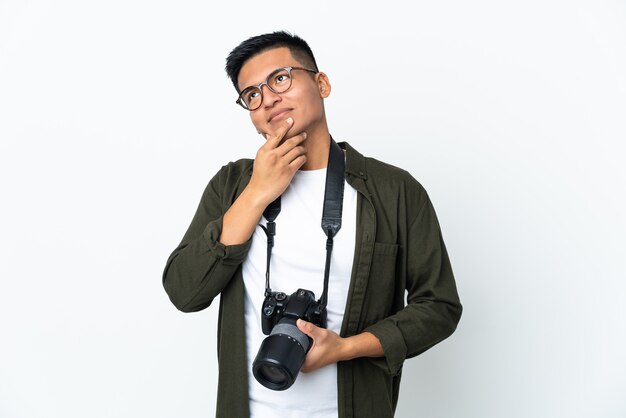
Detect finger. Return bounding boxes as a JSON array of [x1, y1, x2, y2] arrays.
[[264, 117, 294, 148], [288, 154, 307, 171], [282, 144, 306, 164], [297, 319, 317, 337], [301, 361, 313, 373], [277, 131, 307, 156]]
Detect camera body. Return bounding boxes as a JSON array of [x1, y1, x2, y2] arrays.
[[261, 288, 327, 335]]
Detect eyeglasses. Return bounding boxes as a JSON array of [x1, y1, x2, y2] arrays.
[[236, 66, 318, 111]]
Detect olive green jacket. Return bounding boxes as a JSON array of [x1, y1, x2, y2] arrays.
[[163, 142, 462, 418]]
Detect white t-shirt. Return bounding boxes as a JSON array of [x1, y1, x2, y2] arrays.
[[242, 167, 357, 418]]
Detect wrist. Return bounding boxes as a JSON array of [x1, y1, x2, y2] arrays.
[[218, 185, 270, 246], [340, 335, 359, 362], [340, 332, 384, 362], [244, 182, 276, 210]]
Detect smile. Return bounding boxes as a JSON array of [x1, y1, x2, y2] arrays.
[[268, 109, 292, 123]]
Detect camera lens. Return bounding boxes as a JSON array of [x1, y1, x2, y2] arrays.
[[257, 364, 288, 386], [252, 318, 311, 391]]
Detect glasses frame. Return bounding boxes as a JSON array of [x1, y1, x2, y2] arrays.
[[235, 66, 318, 111]]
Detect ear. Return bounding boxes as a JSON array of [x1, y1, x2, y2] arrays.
[[316, 72, 331, 98]]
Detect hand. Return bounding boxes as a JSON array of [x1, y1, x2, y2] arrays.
[[297, 319, 346, 373], [218, 117, 307, 246], [296, 319, 385, 373], [248, 117, 307, 206]]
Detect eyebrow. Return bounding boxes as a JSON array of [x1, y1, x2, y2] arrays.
[[239, 65, 294, 92]]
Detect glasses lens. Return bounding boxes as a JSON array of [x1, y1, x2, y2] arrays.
[[241, 87, 262, 110], [267, 68, 292, 94], [238, 68, 294, 111]]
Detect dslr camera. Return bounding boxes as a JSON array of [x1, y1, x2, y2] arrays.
[[252, 288, 327, 390]]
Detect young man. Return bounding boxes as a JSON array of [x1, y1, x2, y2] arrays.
[[163, 31, 462, 418]]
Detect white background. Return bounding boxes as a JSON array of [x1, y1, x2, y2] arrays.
[[1, 1, 625, 417]]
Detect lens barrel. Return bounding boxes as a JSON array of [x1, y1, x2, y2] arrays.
[[252, 318, 310, 390]]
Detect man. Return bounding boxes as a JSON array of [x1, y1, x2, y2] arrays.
[[163, 31, 462, 418]]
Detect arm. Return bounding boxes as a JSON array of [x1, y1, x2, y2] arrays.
[[296, 177, 461, 374], [297, 320, 384, 373], [364, 193, 462, 375], [162, 163, 253, 312], [163, 118, 308, 312]]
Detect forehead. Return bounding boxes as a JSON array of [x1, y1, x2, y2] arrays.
[[237, 47, 303, 90]]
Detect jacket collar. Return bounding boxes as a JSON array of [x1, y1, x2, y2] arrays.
[[339, 141, 367, 181]]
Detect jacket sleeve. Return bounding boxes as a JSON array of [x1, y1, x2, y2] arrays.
[[162, 163, 252, 312], [364, 189, 462, 375]]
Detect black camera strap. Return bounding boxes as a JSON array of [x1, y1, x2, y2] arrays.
[[259, 137, 345, 310]]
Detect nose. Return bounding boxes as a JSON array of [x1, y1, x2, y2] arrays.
[[261, 84, 281, 108]]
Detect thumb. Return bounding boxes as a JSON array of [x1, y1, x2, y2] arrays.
[[297, 319, 318, 337]]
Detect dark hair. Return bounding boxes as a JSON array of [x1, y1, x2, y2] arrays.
[[225, 31, 319, 92]]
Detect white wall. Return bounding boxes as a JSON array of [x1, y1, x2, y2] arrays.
[[1, 1, 624, 417]]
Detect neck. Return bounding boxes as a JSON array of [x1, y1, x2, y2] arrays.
[[300, 123, 331, 170]]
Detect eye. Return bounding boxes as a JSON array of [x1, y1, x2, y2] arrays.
[[244, 88, 261, 102], [275, 74, 289, 84], [273, 70, 291, 85]]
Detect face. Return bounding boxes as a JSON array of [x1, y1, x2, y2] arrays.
[[237, 47, 331, 138]]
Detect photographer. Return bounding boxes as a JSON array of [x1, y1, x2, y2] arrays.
[[163, 31, 462, 418]]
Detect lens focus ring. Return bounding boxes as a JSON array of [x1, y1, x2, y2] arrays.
[[270, 322, 310, 352]]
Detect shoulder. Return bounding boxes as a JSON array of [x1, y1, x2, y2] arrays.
[[210, 158, 254, 185], [219, 157, 254, 175], [343, 141, 427, 198], [201, 158, 254, 202], [368, 156, 423, 187]]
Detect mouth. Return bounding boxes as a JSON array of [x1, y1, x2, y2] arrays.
[[268, 108, 292, 123]]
